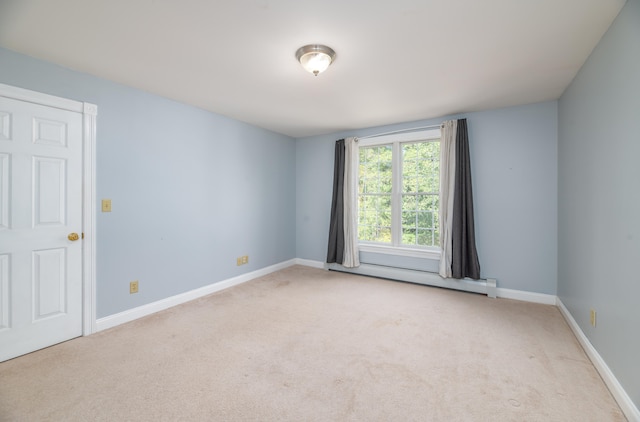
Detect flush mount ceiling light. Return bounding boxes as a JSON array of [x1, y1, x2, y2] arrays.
[[295, 44, 336, 76]]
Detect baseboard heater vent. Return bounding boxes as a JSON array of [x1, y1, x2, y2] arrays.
[[327, 263, 497, 298]]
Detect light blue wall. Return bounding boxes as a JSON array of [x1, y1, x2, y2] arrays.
[[296, 101, 558, 294], [0, 48, 296, 318], [558, 0, 640, 408]]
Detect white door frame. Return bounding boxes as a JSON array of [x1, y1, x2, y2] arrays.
[[0, 82, 97, 335]]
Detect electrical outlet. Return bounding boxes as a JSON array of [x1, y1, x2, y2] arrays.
[[237, 257, 243, 266], [590, 309, 596, 327], [101, 199, 112, 212], [130, 280, 139, 294], [242, 255, 249, 265]]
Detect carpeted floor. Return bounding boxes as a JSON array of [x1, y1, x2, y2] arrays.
[[0, 266, 626, 421]]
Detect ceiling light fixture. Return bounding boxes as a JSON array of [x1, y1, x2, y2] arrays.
[[295, 44, 336, 76]]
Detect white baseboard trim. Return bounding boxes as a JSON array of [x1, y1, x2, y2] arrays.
[[96, 259, 298, 332], [495, 288, 557, 305], [557, 298, 640, 422], [294, 258, 327, 269]]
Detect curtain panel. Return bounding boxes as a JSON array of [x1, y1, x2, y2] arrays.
[[326, 138, 360, 267], [439, 119, 481, 280], [451, 119, 480, 279], [326, 139, 345, 264], [439, 121, 456, 278], [342, 137, 360, 268]]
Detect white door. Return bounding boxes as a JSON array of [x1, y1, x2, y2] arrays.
[[0, 94, 83, 362]]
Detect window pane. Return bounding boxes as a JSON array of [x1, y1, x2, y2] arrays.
[[403, 141, 440, 194], [402, 194, 417, 211], [359, 210, 374, 225], [357, 141, 392, 244], [359, 224, 374, 241], [359, 145, 392, 195], [402, 192, 439, 247], [402, 228, 416, 245], [359, 194, 373, 210], [417, 194, 439, 212], [357, 150, 391, 248], [379, 161, 392, 193], [417, 229, 434, 246], [379, 226, 392, 243], [402, 211, 415, 227], [417, 211, 433, 228], [402, 143, 418, 194]]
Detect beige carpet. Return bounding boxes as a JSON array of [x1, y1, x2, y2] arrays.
[[0, 266, 626, 421]]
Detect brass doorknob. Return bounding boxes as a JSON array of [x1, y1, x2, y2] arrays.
[[68, 233, 80, 241]]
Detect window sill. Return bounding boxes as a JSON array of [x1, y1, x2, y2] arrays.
[[359, 243, 441, 260]]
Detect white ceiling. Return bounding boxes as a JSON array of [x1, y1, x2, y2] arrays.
[[0, 0, 626, 138]]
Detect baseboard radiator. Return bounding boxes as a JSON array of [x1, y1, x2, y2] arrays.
[[327, 263, 497, 298]]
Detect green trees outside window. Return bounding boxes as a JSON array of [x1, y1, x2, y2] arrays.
[[358, 140, 440, 248], [401, 141, 440, 247]]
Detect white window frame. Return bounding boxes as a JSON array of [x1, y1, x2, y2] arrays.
[[356, 129, 442, 260]]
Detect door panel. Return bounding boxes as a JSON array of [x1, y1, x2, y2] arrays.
[[33, 157, 67, 227], [0, 95, 83, 362], [33, 248, 67, 320], [0, 254, 8, 330], [0, 153, 8, 229], [0, 111, 9, 140]]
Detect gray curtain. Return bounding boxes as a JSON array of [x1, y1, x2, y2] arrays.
[[326, 139, 345, 264], [451, 119, 481, 279]]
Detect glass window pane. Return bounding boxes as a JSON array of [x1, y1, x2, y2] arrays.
[[402, 211, 416, 228], [379, 227, 392, 243], [380, 210, 391, 226], [402, 194, 417, 211], [359, 195, 376, 211], [358, 225, 370, 241], [417, 229, 434, 247], [359, 210, 372, 225], [417, 194, 438, 211], [402, 141, 440, 194], [427, 171, 439, 193], [379, 195, 391, 210], [402, 228, 416, 245], [359, 145, 392, 195], [417, 211, 433, 228], [364, 225, 378, 242]]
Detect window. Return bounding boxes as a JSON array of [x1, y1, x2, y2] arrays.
[[357, 129, 441, 259]]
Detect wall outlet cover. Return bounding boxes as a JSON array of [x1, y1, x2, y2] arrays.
[[102, 199, 112, 212]]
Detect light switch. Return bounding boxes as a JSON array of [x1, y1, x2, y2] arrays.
[[102, 199, 112, 212]]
